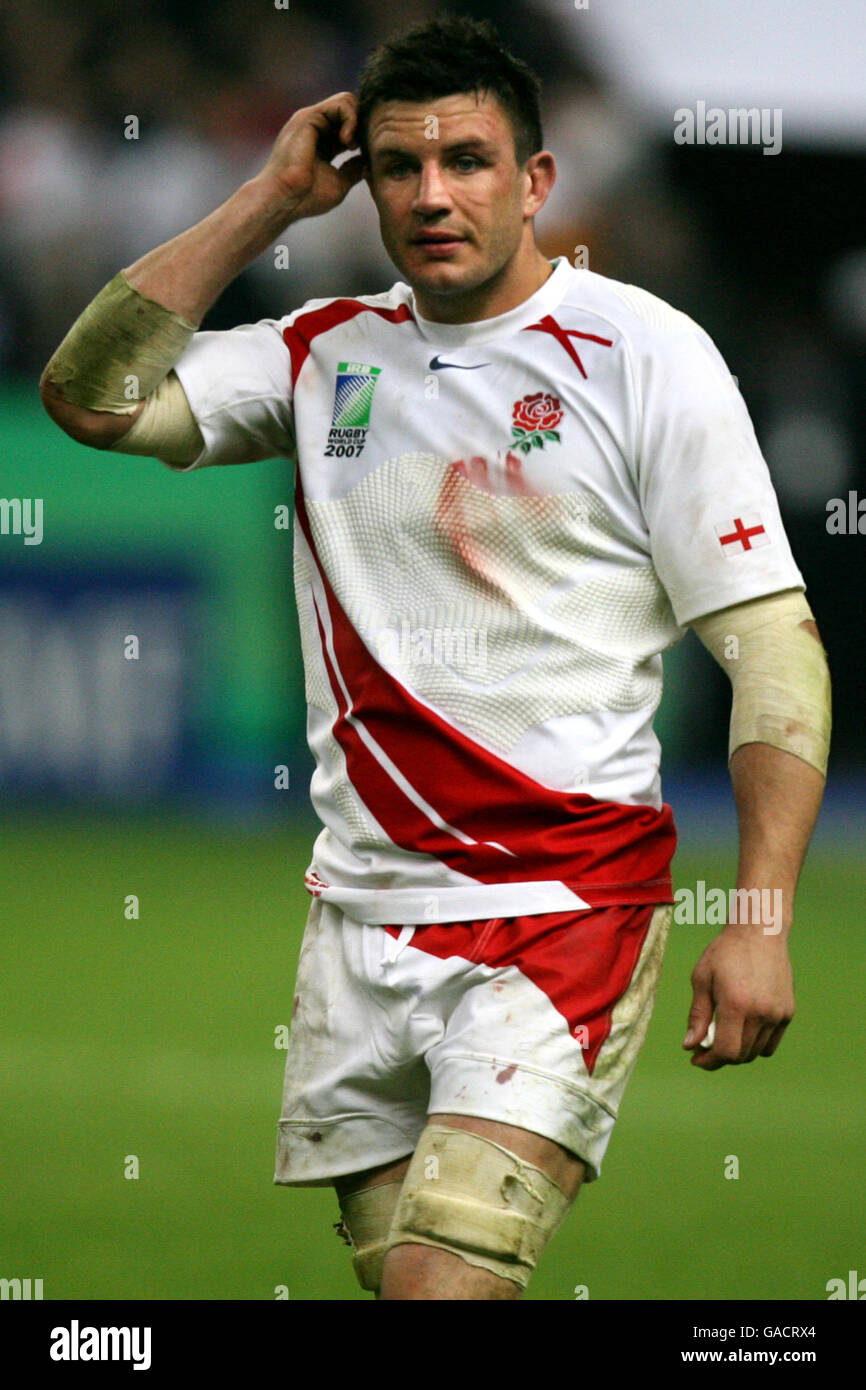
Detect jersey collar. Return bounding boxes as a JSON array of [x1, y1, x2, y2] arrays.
[[405, 256, 572, 346]]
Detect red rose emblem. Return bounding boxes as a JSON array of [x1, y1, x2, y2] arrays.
[[510, 392, 563, 452], [512, 392, 563, 433]]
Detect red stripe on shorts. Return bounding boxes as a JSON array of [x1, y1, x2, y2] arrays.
[[385, 904, 655, 1075]]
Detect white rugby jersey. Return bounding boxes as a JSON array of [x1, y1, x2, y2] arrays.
[[169, 256, 804, 923]]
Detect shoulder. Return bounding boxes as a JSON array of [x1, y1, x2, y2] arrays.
[[280, 281, 413, 335], [274, 282, 414, 376], [558, 267, 738, 416], [557, 265, 708, 352]]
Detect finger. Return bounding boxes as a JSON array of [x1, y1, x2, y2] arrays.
[[314, 91, 358, 117], [736, 1015, 766, 1063], [690, 1038, 739, 1070], [313, 118, 347, 163], [690, 1019, 730, 1068], [759, 1019, 790, 1057], [687, 1017, 715, 1067], [690, 1038, 726, 1069], [340, 105, 359, 147], [315, 92, 358, 140], [693, 1005, 744, 1069], [746, 1020, 777, 1062], [328, 116, 361, 161], [690, 1046, 725, 1070], [306, 97, 355, 144], [683, 983, 714, 1049]]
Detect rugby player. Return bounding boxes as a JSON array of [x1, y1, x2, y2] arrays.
[[40, 16, 830, 1300]]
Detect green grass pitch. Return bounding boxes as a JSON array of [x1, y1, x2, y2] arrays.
[[1, 813, 863, 1301]]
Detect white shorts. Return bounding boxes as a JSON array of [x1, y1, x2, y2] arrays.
[[274, 896, 671, 1187]]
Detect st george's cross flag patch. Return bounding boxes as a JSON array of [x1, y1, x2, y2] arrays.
[[714, 513, 771, 555]]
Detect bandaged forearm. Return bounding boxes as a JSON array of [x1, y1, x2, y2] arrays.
[[691, 589, 831, 777], [42, 271, 197, 414]]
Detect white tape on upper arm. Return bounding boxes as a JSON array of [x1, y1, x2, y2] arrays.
[[111, 371, 204, 466]]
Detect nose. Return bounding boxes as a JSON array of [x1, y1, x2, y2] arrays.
[[413, 159, 451, 215]]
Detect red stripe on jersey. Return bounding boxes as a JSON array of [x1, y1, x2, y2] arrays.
[[384, 904, 655, 1075], [296, 476, 676, 904], [523, 314, 614, 380], [309, 596, 494, 876], [282, 299, 414, 381]]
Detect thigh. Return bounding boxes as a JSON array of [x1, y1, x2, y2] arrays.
[[427, 1113, 586, 1200], [378, 1111, 585, 1299]]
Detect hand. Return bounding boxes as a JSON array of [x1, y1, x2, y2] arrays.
[[255, 91, 367, 223], [683, 924, 795, 1070]]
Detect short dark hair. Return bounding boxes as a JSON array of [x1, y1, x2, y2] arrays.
[[356, 15, 544, 167]]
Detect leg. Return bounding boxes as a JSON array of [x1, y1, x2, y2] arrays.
[[374, 900, 671, 1301], [333, 1154, 412, 1202], [333, 1154, 413, 1297], [379, 1114, 586, 1300]]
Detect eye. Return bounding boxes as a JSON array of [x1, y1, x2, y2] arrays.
[[454, 155, 482, 171]]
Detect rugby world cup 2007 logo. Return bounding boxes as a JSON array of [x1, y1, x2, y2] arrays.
[[326, 361, 381, 458]]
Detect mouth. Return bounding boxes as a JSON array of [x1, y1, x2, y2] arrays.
[[412, 232, 466, 255]]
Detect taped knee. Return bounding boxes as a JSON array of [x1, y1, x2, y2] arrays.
[[383, 1125, 571, 1291], [335, 1179, 404, 1293]]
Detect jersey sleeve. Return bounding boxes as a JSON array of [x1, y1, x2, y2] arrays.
[[634, 319, 804, 626], [164, 318, 295, 470]]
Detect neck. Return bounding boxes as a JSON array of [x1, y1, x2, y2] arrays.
[[414, 247, 555, 324]]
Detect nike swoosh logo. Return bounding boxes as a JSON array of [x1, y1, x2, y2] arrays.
[[429, 355, 491, 371]]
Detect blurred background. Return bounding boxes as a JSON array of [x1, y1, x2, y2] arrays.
[[1, 0, 864, 1301]]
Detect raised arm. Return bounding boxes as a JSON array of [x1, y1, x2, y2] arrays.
[[39, 93, 365, 458]]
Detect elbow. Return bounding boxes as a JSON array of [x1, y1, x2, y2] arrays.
[[39, 375, 136, 450]]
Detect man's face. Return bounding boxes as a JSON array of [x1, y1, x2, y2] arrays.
[[364, 91, 536, 307]]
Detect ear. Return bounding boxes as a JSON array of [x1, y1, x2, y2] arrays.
[[523, 150, 556, 218]]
